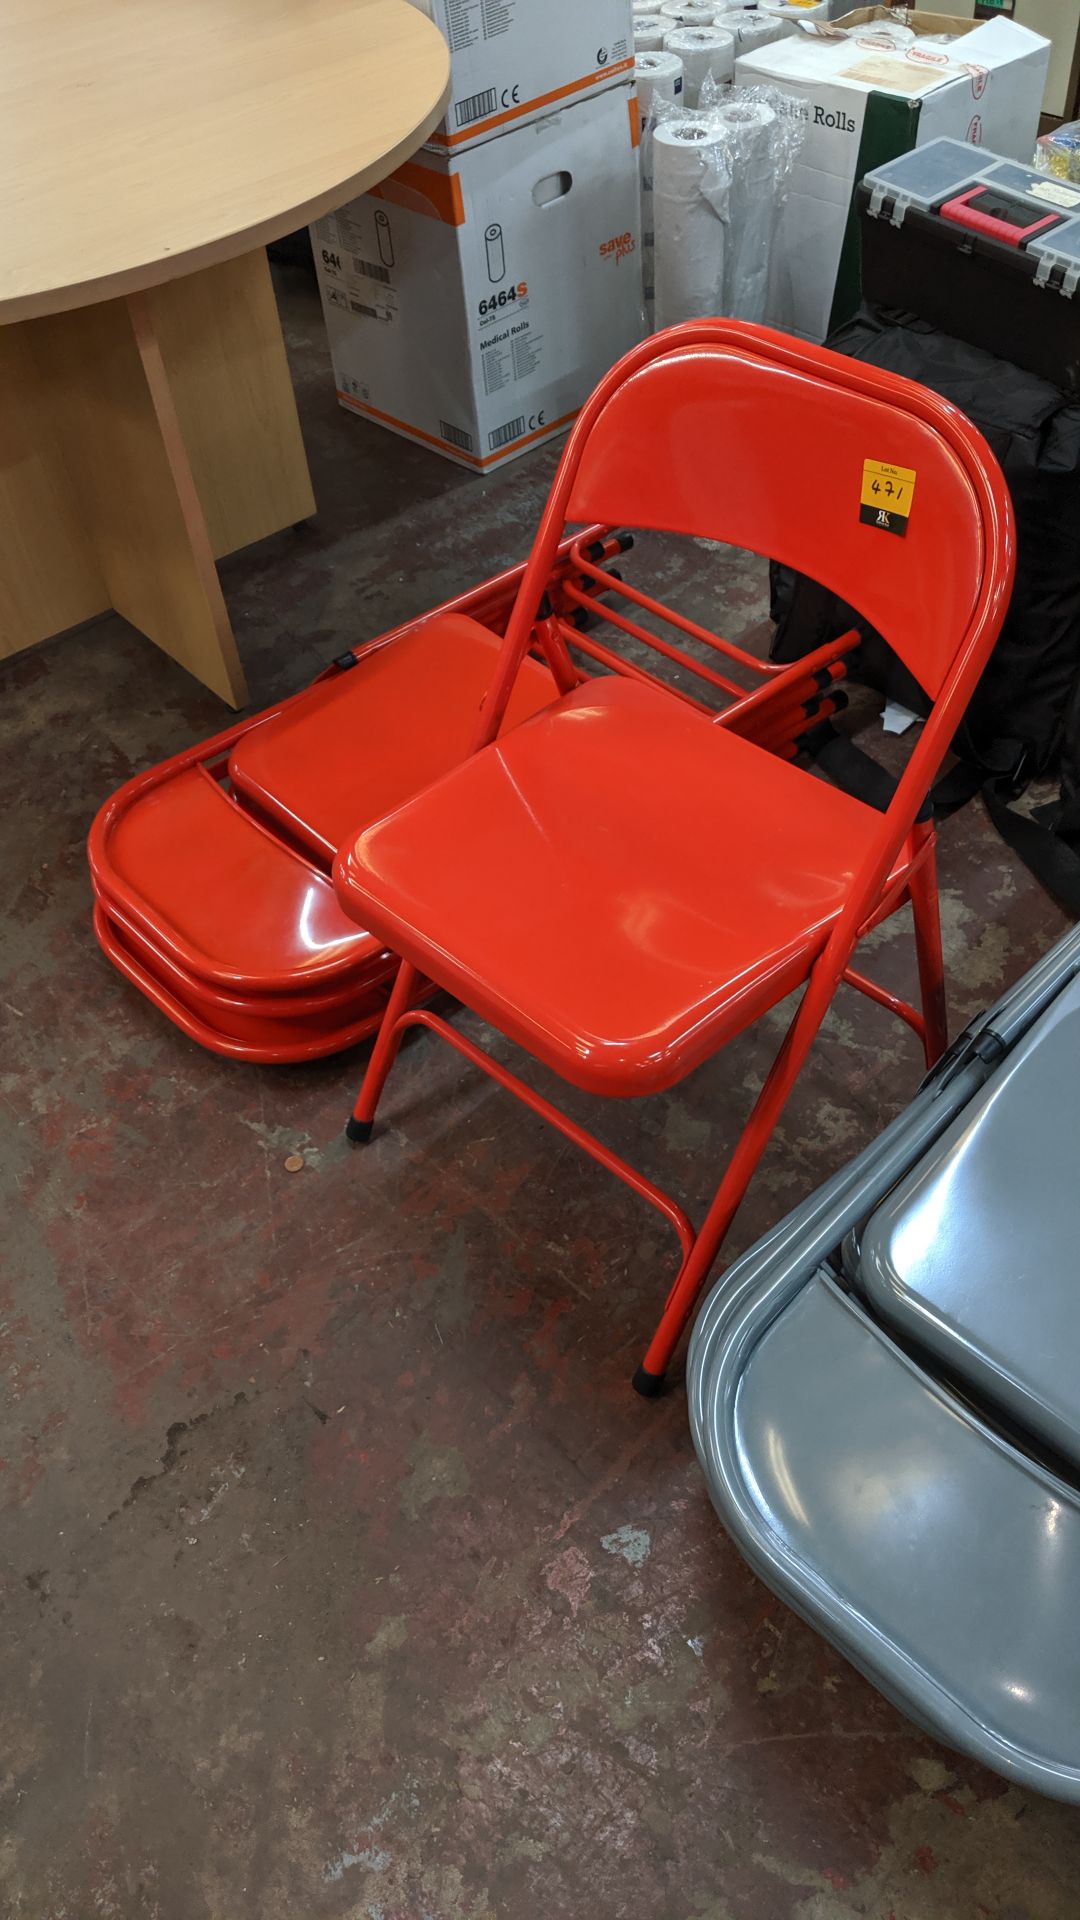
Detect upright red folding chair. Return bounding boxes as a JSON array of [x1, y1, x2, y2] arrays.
[[333, 321, 1015, 1395]]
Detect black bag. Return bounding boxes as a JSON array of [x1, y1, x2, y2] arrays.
[[771, 310, 1080, 907]]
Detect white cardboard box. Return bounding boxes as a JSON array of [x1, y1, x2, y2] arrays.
[[914, 0, 1078, 116], [311, 84, 643, 472], [737, 9, 1050, 341], [405, 0, 634, 153]]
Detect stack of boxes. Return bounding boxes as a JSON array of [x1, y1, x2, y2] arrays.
[[736, 6, 1051, 340], [311, 0, 643, 472]]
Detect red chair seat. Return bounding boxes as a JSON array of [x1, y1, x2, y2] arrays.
[[335, 677, 894, 1097], [229, 613, 559, 866], [98, 766, 381, 994]]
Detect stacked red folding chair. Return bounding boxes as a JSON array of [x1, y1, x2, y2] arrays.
[[88, 557, 578, 1062], [89, 419, 856, 1064], [90, 321, 1012, 1395]]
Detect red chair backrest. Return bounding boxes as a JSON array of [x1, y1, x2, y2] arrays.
[[568, 341, 979, 702], [480, 321, 1012, 739]]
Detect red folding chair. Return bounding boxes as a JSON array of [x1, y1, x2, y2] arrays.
[[333, 321, 1015, 1395]]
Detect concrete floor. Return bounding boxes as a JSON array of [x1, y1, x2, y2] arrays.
[[2, 259, 1078, 1920]]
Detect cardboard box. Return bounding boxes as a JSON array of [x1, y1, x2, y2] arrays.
[[908, 0, 1079, 117], [311, 85, 643, 472], [736, 8, 1050, 339], [405, 0, 635, 153]]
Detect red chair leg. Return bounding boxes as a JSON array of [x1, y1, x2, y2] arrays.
[[634, 1124, 779, 1395], [346, 958, 421, 1142], [635, 838, 949, 1395], [908, 829, 948, 1069], [634, 998, 828, 1395]]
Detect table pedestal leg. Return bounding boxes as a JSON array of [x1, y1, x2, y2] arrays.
[[0, 249, 316, 706]]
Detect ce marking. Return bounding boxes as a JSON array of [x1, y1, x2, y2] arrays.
[[500, 84, 520, 107], [528, 410, 546, 431]]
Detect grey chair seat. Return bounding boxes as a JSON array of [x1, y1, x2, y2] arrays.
[[689, 923, 1080, 1799], [697, 1269, 1080, 1800], [857, 972, 1080, 1470]]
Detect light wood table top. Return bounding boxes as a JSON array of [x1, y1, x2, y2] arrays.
[[0, 0, 450, 323]]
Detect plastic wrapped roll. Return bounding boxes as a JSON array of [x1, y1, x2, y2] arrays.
[[663, 25, 735, 107], [660, 0, 717, 23], [717, 7, 786, 53], [635, 16, 668, 51], [637, 51, 685, 325], [714, 98, 776, 321], [634, 0, 662, 11], [653, 119, 731, 329], [851, 17, 916, 46]]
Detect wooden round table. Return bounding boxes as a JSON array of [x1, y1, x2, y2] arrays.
[[0, 0, 450, 702]]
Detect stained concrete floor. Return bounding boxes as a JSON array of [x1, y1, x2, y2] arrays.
[[2, 258, 1078, 1920]]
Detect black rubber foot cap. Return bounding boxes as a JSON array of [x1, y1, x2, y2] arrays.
[[632, 1364, 666, 1400], [345, 1117, 374, 1144]]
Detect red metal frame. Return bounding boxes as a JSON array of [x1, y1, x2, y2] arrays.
[[547, 530, 859, 741], [337, 321, 1014, 1394], [401, 1009, 698, 1261]]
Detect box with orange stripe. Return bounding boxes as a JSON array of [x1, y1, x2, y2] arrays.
[[310, 82, 643, 472], [404, 0, 635, 155]]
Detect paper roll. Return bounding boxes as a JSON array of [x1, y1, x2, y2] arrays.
[[637, 52, 685, 325], [663, 25, 735, 107], [714, 98, 776, 321], [635, 17, 668, 51], [636, 49, 685, 128], [653, 119, 731, 330], [660, 0, 717, 23], [716, 7, 786, 53]]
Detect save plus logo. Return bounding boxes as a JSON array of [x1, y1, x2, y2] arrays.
[[599, 230, 636, 264], [597, 44, 609, 64]]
